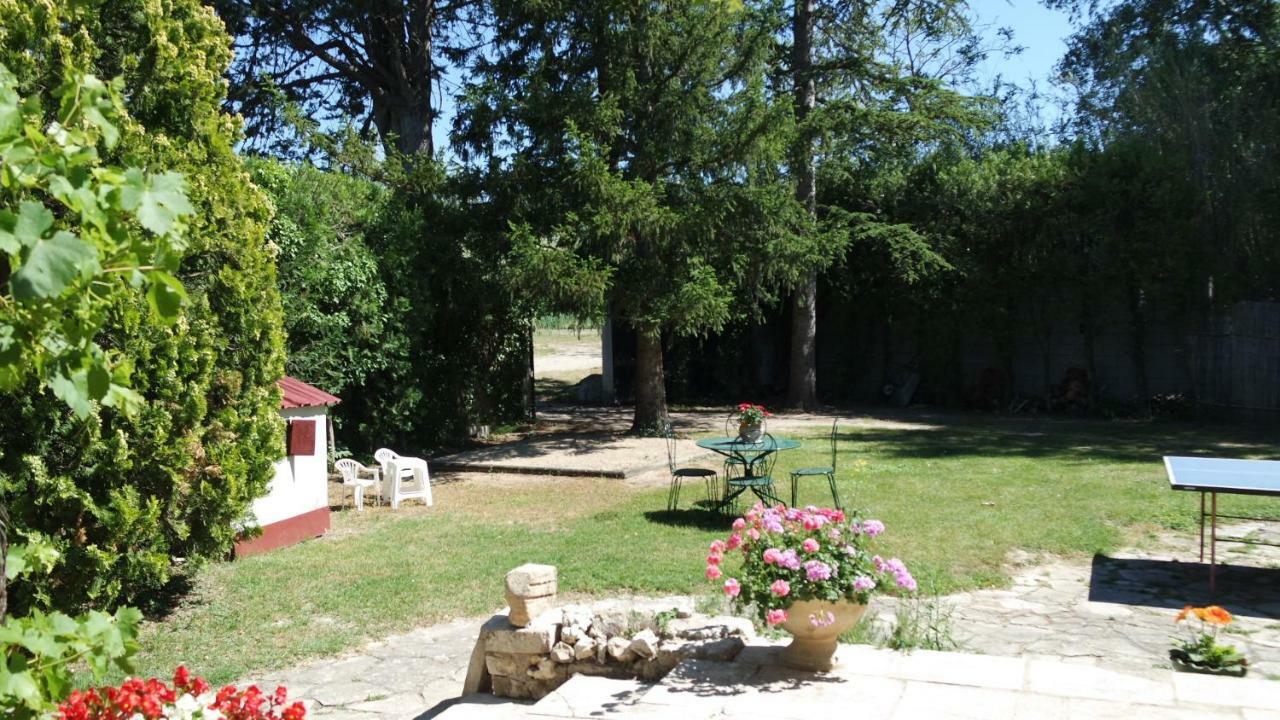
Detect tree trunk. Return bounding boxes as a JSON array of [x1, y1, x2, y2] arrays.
[[786, 0, 818, 410], [372, 97, 434, 156], [1128, 279, 1151, 414], [631, 326, 668, 433]]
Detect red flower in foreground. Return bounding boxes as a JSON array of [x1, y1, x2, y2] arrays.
[[58, 667, 305, 720]]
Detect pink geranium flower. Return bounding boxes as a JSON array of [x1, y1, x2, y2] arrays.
[[732, 518, 746, 530], [762, 548, 781, 565], [706, 553, 721, 565], [746, 528, 760, 541], [802, 538, 820, 553], [705, 565, 722, 580], [726, 533, 742, 550], [723, 578, 741, 597], [709, 540, 726, 554], [770, 579, 790, 597], [766, 608, 788, 626]]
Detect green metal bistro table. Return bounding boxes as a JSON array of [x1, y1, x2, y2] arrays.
[[696, 437, 802, 511]]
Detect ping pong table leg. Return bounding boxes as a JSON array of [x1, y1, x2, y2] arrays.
[[1210, 492, 1217, 593], [1199, 492, 1205, 562]]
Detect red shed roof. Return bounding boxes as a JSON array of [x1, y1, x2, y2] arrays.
[[278, 376, 341, 409]]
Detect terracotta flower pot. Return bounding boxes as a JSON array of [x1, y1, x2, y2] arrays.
[[779, 599, 867, 672]]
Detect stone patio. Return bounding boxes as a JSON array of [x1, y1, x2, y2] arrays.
[[431, 435, 712, 479], [436, 643, 1280, 719]]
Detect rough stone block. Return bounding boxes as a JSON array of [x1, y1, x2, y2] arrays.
[[527, 658, 566, 682], [573, 637, 597, 661], [505, 564, 557, 596], [461, 616, 502, 696], [629, 629, 659, 660], [485, 652, 538, 677], [666, 615, 755, 641], [484, 617, 556, 654], [607, 636, 635, 662], [505, 593, 557, 628], [550, 642, 574, 663]]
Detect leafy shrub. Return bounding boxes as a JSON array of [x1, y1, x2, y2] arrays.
[[258, 156, 529, 455], [0, 0, 285, 613], [0, 542, 141, 720]]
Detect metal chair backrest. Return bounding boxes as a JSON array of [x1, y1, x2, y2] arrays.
[[335, 458, 360, 484], [754, 433, 780, 478], [663, 422, 678, 474], [828, 419, 839, 470], [724, 411, 738, 438]]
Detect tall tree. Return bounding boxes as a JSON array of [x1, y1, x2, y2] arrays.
[[781, 0, 991, 409], [459, 0, 808, 432], [213, 0, 478, 156]]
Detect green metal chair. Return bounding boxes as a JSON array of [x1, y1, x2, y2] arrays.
[[789, 419, 842, 510], [664, 422, 719, 511], [722, 433, 782, 513]]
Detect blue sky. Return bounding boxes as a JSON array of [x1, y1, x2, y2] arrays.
[[972, 0, 1075, 89]]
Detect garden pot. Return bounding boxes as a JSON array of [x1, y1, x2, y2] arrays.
[[1169, 649, 1248, 678], [779, 599, 867, 672], [738, 421, 763, 443]]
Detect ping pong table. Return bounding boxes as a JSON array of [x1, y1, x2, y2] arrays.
[[1164, 455, 1280, 591]]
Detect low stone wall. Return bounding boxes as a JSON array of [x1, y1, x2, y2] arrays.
[[462, 565, 752, 700]]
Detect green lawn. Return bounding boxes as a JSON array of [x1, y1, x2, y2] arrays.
[[130, 414, 1280, 685]]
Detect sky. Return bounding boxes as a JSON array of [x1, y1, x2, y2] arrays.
[[971, 0, 1076, 90]]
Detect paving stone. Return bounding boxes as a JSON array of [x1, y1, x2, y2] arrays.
[[887, 649, 1027, 691], [1026, 659, 1174, 705], [1172, 671, 1280, 710], [527, 676, 649, 718], [890, 681, 1019, 719]]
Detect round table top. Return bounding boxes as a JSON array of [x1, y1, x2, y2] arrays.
[[696, 437, 802, 453]]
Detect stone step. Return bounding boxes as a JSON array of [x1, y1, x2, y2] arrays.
[[526, 675, 653, 718]]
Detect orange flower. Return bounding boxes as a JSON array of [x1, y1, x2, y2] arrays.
[[1175, 605, 1194, 623], [1201, 605, 1232, 626]]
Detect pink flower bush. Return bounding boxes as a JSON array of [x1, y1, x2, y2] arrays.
[[704, 502, 916, 627]]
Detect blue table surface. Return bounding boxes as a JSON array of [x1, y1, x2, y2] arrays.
[[697, 437, 802, 452], [1164, 455, 1280, 495]]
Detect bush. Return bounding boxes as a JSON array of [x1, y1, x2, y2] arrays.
[[0, 0, 285, 613], [259, 158, 529, 455]]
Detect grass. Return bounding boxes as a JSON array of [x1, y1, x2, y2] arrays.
[[129, 414, 1280, 685]]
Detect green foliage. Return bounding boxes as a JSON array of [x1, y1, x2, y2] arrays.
[[250, 160, 390, 401], [0, 542, 140, 720], [0, 65, 192, 417], [882, 595, 958, 652], [0, 0, 285, 613], [256, 154, 531, 452]]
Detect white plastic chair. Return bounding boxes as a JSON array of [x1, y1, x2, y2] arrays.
[[374, 448, 433, 509], [334, 459, 380, 511]]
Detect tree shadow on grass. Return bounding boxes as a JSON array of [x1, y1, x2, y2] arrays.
[[135, 571, 198, 621], [843, 419, 1280, 466], [644, 507, 731, 531]]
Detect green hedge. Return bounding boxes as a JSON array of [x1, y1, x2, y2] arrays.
[[0, 0, 285, 612]]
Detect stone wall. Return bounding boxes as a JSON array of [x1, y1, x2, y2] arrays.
[[462, 566, 752, 700]]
